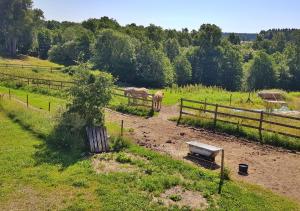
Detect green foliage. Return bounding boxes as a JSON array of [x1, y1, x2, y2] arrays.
[[169, 194, 182, 202], [37, 29, 52, 59], [228, 33, 241, 45], [173, 55, 192, 85], [113, 104, 154, 117], [68, 69, 114, 127], [110, 136, 131, 152], [135, 43, 175, 87], [247, 51, 276, 90], [115, 153, 132, 163], [92, 29, 137, 83], [164, 38, 180, 62]]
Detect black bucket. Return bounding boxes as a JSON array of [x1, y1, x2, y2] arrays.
[[238, 164, 248, 175]]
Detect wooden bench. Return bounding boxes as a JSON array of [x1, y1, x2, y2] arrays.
[[86, 126, 110, 153], [186, 141, 222, 162]]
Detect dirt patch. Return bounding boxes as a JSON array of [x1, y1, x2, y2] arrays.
[[106, 106, 300, 202], [92, 153, 138, 174], [154, 186, 208, 210]]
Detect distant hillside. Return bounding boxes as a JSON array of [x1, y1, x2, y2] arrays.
[[223, 32, 257, 41]]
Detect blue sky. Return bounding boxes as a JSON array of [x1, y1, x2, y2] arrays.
[[33, 0, 300, 33]]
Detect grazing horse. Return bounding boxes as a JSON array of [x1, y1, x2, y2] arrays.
[[124, 87, 149, 105], [153, 91, 164, 111]]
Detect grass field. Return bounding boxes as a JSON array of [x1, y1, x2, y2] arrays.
[[0, 55, 62, 67], [0, 97, 299, 210]]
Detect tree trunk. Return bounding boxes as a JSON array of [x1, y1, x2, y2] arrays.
[[11, 38, 17, 57]]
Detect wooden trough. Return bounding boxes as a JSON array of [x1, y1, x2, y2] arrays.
[[186, 141, 222, 162]]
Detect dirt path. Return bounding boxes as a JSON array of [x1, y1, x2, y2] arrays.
[[106, 105, 300, 202]]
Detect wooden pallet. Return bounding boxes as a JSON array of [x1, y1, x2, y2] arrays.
[[86, 126, 110, 153]]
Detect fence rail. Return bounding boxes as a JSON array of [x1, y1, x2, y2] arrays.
[[0, 72, 74, 90], [0, 63, 62, 71], [178, 98, 300, 139]]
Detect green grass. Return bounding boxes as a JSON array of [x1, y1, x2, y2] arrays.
[[156, 85, 300, 111], [0, 86, 66, 113], [0, 55, 62, 67], [0, 97, 299, 210]]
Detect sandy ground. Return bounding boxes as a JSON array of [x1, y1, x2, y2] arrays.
[[106, 105, 300, 202]]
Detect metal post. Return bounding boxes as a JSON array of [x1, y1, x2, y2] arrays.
[[177, 98, 183, 126], [218, 149, 225, 194]]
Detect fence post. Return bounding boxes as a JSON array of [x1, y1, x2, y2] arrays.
[[9, 89, 11, 100], [26, 95, 29, 108], [259, 111, 264, 141], [151, 94, 154, 111], [48, 102, 51, 112], [229, 94, 232, 106], [204, 98, 207, 113], [177, 98, 183, 126], [121, 120, 124, 136], [218, 149, 225, 194], [60, 82, 63, 89], [213, 104, 218, 129]]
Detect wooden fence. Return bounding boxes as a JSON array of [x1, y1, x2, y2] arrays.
[[0, 72, 74, 90], [177, 98, 300, 139], [0, 63, 62, 72]]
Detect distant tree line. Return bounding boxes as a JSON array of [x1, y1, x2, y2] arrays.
[[1, 0, 300, 91]]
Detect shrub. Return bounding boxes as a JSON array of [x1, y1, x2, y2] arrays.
[[110, 136, 131, 152], [116, 153, 132, 163], [169, 194, 182, 202]]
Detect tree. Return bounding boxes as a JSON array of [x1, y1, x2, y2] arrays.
[[285, 38, 300, 90], [92, 29, 137, 83], [37, 29, 52, 59], [68, 70, 114, 127], [164, 38, 180, 62], [228, 33, 241, 45], [219, 41, 243, 91], [0, 0, 43, 56], [190, 24, 223, 85], [247, 51, 277, 90], [173, 55, 192, 85], [135, 43, 175, 87]]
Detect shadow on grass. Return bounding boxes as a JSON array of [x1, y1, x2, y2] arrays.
[[6, 112, 89, 169]]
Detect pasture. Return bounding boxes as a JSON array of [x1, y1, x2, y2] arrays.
[[0, 93, 299, 210]]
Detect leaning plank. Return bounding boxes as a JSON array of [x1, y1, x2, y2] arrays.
[[96, 127, 103, 153], [86, 127, 95, 153], [103, 128, 109, 152]]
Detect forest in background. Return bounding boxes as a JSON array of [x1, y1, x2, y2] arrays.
[[1, 0, 300, 91]]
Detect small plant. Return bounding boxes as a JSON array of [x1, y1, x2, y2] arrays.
[[169, 194, 182, 202], [110, 136, 131, 152], [72, 179, 89, 188], [32, 68, 39, 73], [116, 153, 132, 163], [223, 167, 231, 180]]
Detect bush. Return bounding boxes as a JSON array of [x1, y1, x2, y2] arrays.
[[116, 153, 132, 163], [110, 136, 131, 152], [113, 104, 154, 117], [169, 194, 182, 202]]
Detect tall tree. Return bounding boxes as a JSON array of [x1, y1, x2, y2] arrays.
[[247, 51, 277, 90], [135, 43, 174, 87], [0, 0, 42, 56], [92, 29, 137, 83], [228, 33, 241, 45], [37, 29, 52, 59], [164, 38, 180, 62], [173, 54, 192, 85]]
